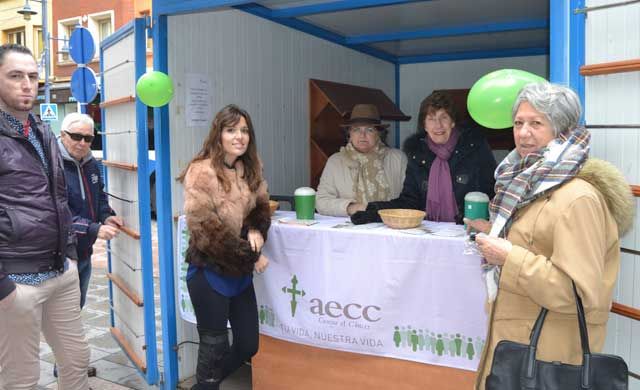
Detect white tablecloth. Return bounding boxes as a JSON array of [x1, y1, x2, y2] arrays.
[[254, 211, 488, 371]]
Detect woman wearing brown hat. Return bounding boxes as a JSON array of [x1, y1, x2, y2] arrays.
[[316, 104, 407, 217], [352, 91, 497, 224]]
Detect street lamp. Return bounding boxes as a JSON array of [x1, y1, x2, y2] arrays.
[[17, 0, 37, 21], [18, 0, 50, 105]]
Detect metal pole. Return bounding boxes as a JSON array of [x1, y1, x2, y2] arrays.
[[42, 0, 49, 105]]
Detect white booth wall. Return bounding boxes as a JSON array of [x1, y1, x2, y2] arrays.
[[398, 55, 549, 148]]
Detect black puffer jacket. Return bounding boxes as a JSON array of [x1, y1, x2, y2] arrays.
[[0, 114, 76, 300], [353, 127, 497, 224]]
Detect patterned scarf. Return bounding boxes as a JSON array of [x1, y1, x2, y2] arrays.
[[484, 126, 591, 301], [342, 142, 391, 204], [426, 127, 459, 222]]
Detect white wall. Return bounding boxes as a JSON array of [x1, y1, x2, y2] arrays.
[[167, 8, 395, 380], [398, 56, 549, 147], [584, 1, 640, 388], [102, 32, 149, 368]]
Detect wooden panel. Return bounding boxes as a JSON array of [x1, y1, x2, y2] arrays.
[[102, 160, 138, 171], [252, 335, 476, 390], [107, 272, 144, 307], [612, 302, 640, 322], [111, 327, 147, 373], [100, 95, 136, 108], [580, 59, 640, 76]]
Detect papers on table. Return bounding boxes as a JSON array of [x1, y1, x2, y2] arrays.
[[424, 221, 466, 237], [331, 222, 385, 230], [278, 217, 319, 226]]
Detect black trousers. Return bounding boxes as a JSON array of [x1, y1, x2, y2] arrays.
[[187, 269, 259, 381]]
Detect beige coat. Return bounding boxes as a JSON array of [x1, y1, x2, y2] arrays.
[[316, 148, 407, 217], [476, 159, 635, 389]]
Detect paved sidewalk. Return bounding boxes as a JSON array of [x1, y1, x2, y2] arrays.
[[36, 222, 252, 389]]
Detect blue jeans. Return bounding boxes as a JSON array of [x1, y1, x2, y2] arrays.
[[77, 258, 92, 309]]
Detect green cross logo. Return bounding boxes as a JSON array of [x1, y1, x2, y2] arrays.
[[282, 274, 306, 317]]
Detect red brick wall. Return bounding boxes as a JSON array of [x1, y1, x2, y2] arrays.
[[52, 0, 136, 79]]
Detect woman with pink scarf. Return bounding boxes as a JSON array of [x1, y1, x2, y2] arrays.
[[352, 91, 496, 224]]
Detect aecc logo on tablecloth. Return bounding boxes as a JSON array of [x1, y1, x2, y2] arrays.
[[281, 274, 382, 323]]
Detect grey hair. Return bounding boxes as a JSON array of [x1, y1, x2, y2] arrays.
[[512, 82, 582, 136], [61, 112, 94, 132]]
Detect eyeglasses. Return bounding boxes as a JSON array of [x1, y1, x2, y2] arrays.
[[350, 126, 377, 135], [63, 131, 94, 143]]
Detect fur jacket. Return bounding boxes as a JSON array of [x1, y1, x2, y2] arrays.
[[183, 158, 271, 276]]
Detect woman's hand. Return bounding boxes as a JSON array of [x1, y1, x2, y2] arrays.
[[464, 218, 492, 234], [247, 229, 264, 253], [347, 202, 366, 216], [98, 224, 120, 240], [475, 233, 512, 266], [254, 254, 269, 274]]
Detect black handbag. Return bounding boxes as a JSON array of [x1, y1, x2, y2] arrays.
[[486, 282, 628, 389]]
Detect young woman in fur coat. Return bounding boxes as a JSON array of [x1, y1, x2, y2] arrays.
[[178, 104, 271, 390]]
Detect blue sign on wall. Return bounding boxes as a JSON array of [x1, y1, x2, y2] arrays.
[[71, 67, 98, 104], [40, 103, 58, 121], [69, 27, 96, 65]]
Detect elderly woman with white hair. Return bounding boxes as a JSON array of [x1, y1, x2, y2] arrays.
[[466, 83, 634, 390]]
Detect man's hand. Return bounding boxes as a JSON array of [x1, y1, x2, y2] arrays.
[[464, 218, 491, 234], [98, 224, 120, 240], [254, 254, 269, 274], [247, 229, 264, 253], [104, 216, 124, 228]]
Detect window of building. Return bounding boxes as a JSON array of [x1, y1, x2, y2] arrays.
[[98, 19, 112, 42], [7, 29, 25, 45], [88, 11, 114, 57], [57, 19, 79, 63], [34, 28, 44, 59]]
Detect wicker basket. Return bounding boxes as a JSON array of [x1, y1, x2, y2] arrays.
[[378, 209, 425, 229], [269, 200, 279, 215]]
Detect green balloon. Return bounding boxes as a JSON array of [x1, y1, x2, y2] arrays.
[[467, 69, 546, 129], [136, 71, 174, 107]]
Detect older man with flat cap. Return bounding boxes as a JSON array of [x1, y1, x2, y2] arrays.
[[316, 103, 407, 217]]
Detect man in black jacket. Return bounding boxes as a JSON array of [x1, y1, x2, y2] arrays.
[[0, 44, 90, 388]]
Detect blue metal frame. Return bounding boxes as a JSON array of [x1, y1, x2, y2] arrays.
[[151, 11, 180, 390], [346, 19, 549, 44], [398, 46, 548, 64], [155, 0, 254, 16], [549, 0, 570, 84], [99, 17, 159, 385], [569, 0, 585, 121], [549, 0, 584, 120], [271, 0, 426, 18], [234, 3, 396, 63], [153, 0, 551, 65], [101, 20, 136, 51], [134, 17, 160, 385]]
